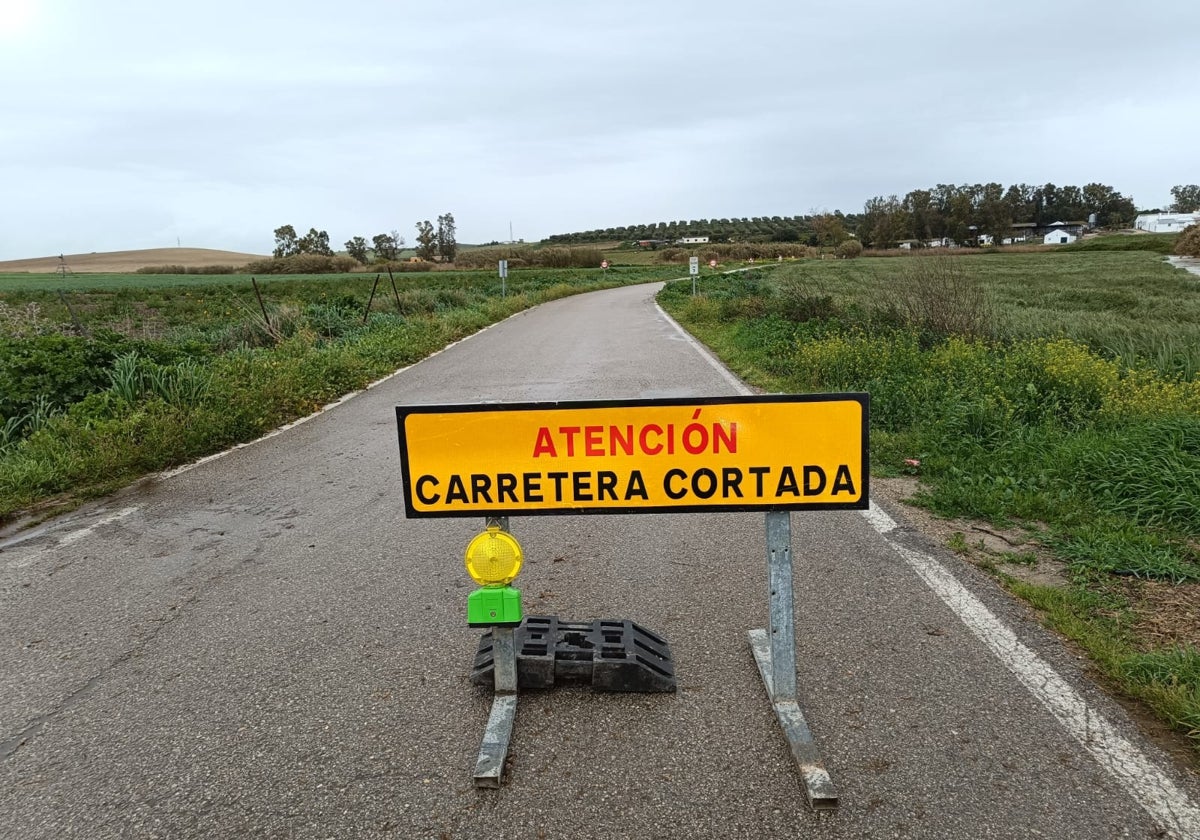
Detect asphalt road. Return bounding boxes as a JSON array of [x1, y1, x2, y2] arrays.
[[2, 281, 1198, 838]]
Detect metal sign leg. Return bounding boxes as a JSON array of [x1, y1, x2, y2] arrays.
[[749, 511, 839, 810], [475, 515, 518, 789], [474, 625, 518, 788]]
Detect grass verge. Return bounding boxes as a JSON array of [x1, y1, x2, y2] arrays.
[[0, 266, 682, 522]]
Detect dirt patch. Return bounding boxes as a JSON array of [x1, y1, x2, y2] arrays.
[[871, 476, 1068, 587], [874, 477, 1200, 643], [0, 247, 268, 274]]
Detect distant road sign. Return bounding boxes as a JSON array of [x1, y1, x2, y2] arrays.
[[601, 260, 609, 269], [396, 395, 869, 518], [498, 260, 508, 279], [689, 257, 699, 276], [709, 259, 717, 269]]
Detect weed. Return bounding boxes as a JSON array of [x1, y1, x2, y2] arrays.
[[885, 256, 994, 340]]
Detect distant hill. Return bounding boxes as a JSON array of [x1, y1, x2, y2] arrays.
[[0, 247, 269, 273]]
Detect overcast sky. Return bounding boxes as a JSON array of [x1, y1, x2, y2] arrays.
[[1, 0, 1196, 260]]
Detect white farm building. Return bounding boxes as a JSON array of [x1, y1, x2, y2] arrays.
[[1134, 213, 1200, 233], [1044, 229, 1077, 245]]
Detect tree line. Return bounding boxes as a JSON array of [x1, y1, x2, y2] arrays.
[[271, 213, 457, 264], [547, 184, 1199, 249], [856, 182, 1138, 248]]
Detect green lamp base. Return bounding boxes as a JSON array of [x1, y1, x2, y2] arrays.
[[467, 586, 523, 627]]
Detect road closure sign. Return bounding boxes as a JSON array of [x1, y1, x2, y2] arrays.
[[395, 394, 868, 518]]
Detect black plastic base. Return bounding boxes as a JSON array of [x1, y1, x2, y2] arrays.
[[471, 615, 676, 692]]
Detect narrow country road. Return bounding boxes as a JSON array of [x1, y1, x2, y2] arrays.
[[2, 282, 1197, 838]]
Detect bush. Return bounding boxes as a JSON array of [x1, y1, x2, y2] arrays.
[[656, 243, 812, 263], [134, 264, 238, 275], [453, 246, 605, 270], [836, 239, 864, 259], [1175, 224, 1200, 257], [242, 255, 361, 274], [0, 332, 131, 419], [884, 256, 993, 339]]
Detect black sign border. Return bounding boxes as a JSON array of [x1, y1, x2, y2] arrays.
[[395, 393, 869, 518]]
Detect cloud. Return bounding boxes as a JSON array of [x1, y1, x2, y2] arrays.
[[1, 0, 1197, 259]]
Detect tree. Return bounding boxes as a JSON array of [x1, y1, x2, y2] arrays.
[[297, 228, 333, 256], [977, 182, 1012, 246], [273, 224, 299, 258], [902, 189, 938, 243], [811, 212, 848, 247], [436, 212, 457, 262], [1082, 183, 1136, 228], [1170, 185, 1200, 213], [372, 232, 402, 262], [344, 236, 369, 264], [415, 220, 436, 261]]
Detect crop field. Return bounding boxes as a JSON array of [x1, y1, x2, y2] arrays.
[[658, 249, 1200, 755]]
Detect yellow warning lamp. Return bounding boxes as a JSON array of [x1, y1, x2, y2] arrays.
[[465, 526, 524, 626]]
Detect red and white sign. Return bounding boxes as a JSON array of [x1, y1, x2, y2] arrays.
[[601, 260, 609, 269], [709, 259, 717, 269]]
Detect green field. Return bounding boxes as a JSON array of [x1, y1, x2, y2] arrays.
[[678, 252, 1200, 377], [658, 250, 1200, 755]]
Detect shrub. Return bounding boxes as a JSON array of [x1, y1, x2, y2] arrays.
[[0, 302, 64, 338], [241, 254, 360, 274], [1175, 224, 1200, 257], [134, 264, 238, 275], [0, 332, 132, 419], [884, 256, 993, 339], [453, 247, 605, 270], [656, 243, 812, 263], [774, 277, 840, 323], [836, 239, 864, 259]]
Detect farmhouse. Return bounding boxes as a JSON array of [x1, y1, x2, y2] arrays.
[[1134, 213, 1200, 233], [678, 236, 710, 245]]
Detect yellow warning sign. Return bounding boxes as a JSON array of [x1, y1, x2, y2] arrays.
[[396, 395, 868, 518]]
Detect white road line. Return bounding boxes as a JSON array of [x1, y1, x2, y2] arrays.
[[59, 506, 139, 546], [660, 305, 1200, 838], [861, 500, 898, 535], [654, 302, 754, 397]]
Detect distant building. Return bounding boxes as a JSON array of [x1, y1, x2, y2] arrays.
[[1134, 213, 1200, 233], [1044, 229, 1077, 245], [678, 236, 710, 245], [1042, 220, 1088, 238]]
